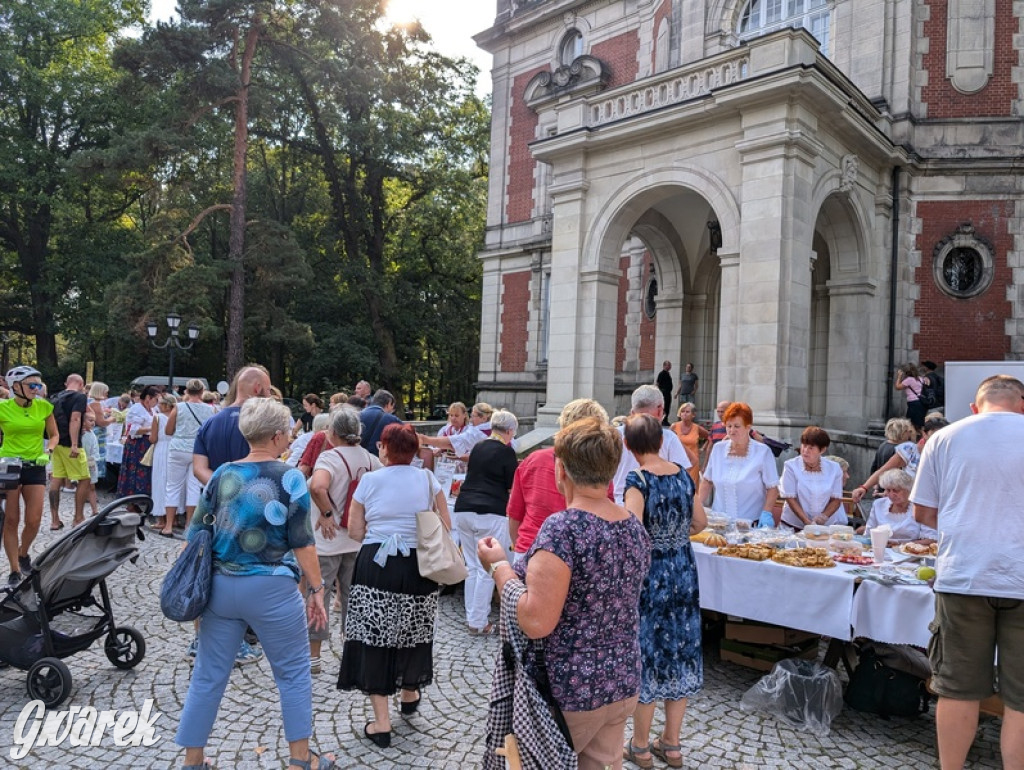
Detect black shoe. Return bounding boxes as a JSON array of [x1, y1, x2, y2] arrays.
[[364, 722, 391, 748], [17, 555, 31, 574], [7, 571, 21, 586], [400, 695, 421, 715]]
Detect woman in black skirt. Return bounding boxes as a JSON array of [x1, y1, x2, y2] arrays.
[[339, 423, 451, 748]]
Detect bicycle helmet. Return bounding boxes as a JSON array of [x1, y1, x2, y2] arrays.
[[5, 365, 41, 384]]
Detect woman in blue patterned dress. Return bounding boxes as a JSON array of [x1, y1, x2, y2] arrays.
[[176, 398, 334, 770], [622, 414, 707, 769]]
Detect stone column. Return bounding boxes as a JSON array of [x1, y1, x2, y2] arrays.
[[715, 250, 741, 404], [825, 278, 880, 432], [734, 103, 822, 427], [538, 178, 618, 426]]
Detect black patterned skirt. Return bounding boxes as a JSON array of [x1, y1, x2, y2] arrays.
[[337, 543, 439, 696]]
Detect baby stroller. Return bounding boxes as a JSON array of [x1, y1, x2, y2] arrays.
[[0, 494, 151, 707]]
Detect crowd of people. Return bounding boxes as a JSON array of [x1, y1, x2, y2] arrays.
[[2, 360, 1021, 770]]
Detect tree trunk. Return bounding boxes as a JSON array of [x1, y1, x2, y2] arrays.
[[225, 24, 260, 379], [14, 205, 60, 373]]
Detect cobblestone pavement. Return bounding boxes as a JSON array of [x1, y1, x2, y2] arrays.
[[0, 492, 1006, 768]]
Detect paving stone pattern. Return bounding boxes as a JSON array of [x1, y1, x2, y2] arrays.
[[0, 494, 1005, 768]]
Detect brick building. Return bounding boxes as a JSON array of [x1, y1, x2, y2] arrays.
[[473, 0, 1022, 441]]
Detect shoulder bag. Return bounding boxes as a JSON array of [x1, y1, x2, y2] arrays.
[[331, 448, 372, 528], [160, 517, 214, 621], [415, 470, 467, 585]]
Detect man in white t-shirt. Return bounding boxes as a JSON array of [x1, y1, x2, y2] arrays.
[[911, 374, 1024, 770], [612, 384, 690, 503]]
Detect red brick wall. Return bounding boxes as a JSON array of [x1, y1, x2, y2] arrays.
[[639, 255, 657, 371], [591, 30, 640, 89], [913, 201, 1013, 361], [652, 0, 673, 73], [616, 256, 630, 371], [500, 271, 531, 372], [921, 0, 1018, 118], [506, 68, 545, 224]]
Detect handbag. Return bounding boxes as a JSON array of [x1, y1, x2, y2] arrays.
[[160, 526, 214, 621], [139, 443, 155, 467], [332, 450, 371, 529], [415, 470, 467, 585], [844, 646, 930, 718]]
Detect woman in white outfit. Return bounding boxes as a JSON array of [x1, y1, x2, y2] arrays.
[[161, 380, 215, 536], [149, 394, 175, 531], [779, 426, 845, 529], [452, 410, 518, 634], [698, 402, 779, 525]]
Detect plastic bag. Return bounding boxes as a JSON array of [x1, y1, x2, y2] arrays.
[[739, 658, 844, 736]]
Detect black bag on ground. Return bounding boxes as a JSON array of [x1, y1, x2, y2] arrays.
[[844, 644, 930, 718]]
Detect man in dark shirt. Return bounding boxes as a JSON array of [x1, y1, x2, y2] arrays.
[[359, 390, 402, 455], [656, 361, 673, 425], [49, 373, 90, 529]]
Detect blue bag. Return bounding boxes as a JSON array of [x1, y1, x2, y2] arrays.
[[160, 528, 213, 621]]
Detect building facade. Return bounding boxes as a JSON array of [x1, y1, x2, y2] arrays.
[[474, 0, 1022, 437]]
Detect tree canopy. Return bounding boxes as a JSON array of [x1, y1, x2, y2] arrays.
[[0, 0, 488, 411]]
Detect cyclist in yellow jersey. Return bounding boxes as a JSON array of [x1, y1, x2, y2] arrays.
[[0, 366, 59, 584]]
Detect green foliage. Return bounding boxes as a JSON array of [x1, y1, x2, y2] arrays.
[[0, 0, 488, 407]]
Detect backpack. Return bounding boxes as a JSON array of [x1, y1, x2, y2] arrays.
[[844, 645, 930, 718], [330, 450, 372, 529], [50, 390, 75, 438]]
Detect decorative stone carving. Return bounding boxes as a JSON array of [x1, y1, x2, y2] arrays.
[[946, 0, 995, 93], [524, 55, 610, 108], [839, 154, 859, 193]]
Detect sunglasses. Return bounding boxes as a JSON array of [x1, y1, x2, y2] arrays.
[[26, 383, 44, 391]]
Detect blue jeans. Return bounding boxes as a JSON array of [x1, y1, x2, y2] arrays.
[[176, 574, 312, 747]]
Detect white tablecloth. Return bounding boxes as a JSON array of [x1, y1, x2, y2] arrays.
[[850, 579, 935, 648], [693, 545, 858, 640]]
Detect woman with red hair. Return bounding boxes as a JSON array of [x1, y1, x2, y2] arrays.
[[698, 403, 778, 524], [338, 423, 452, 749]]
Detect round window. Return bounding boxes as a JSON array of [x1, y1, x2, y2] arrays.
[[643, 275, 658, 320], [932, 226, 994, 299]]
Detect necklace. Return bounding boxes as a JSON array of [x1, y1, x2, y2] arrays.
[[803, 462, 822, 473]]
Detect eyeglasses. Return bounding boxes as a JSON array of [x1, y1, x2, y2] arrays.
[[376, 441, 384, 450], [26, 383, 44, 391]]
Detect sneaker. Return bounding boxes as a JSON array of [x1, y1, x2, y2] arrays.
[[7, 571, 21, 586], [310, 656, 321, 674], [184, 636, 198, 663], [235, 640, 263, 666], [17, 555, 31, 574]]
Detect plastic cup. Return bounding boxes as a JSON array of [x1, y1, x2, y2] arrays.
[[870, 529, 888, 563]]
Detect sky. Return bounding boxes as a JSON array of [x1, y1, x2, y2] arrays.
[[147, 0, 496, 95]]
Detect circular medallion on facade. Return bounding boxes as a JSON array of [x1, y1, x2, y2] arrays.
[[644, 275, 658, 320]]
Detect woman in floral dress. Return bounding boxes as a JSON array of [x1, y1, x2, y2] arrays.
[[622, 414, 707, 769]]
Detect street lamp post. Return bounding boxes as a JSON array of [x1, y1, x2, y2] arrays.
[[147, 312, 200, 391]]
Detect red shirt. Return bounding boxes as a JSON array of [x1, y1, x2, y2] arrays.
[[507, 447, 614, 554], [299, 431, 329, 470]]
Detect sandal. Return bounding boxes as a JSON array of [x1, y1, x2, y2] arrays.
[[623, 742, 654, 769], [288, 750, 336, 769], [651, 738, 684, 768], [400, 692, 421, 715]]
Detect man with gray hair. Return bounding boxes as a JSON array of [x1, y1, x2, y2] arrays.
[[359, 389, 401, 456], [49, 373, 90, 530], [612, 384, 689, 503], [911, 374, 1024, 769]]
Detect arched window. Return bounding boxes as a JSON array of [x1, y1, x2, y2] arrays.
[[559, 29, 584, 67], [738, 0, 830, 55]]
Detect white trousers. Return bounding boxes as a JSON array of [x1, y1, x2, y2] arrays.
[[165, 449, 200, 511], [454, 512, 511, 630]]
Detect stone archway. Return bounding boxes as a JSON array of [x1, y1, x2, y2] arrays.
[[579, 173, 736, 417]]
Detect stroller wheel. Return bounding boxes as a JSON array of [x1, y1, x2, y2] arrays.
[[105, 626, 146, 669], [26, 657, 72, 708]]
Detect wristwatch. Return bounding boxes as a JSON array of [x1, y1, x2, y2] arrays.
[[306, 580, 326, 596], [488, 560, 509, 578], [320, 509, 334, 517]]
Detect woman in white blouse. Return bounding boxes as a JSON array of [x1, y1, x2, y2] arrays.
[[779, 426, 845, 529], [698, 403, 779, 524], [857, 468, 937, 543]]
